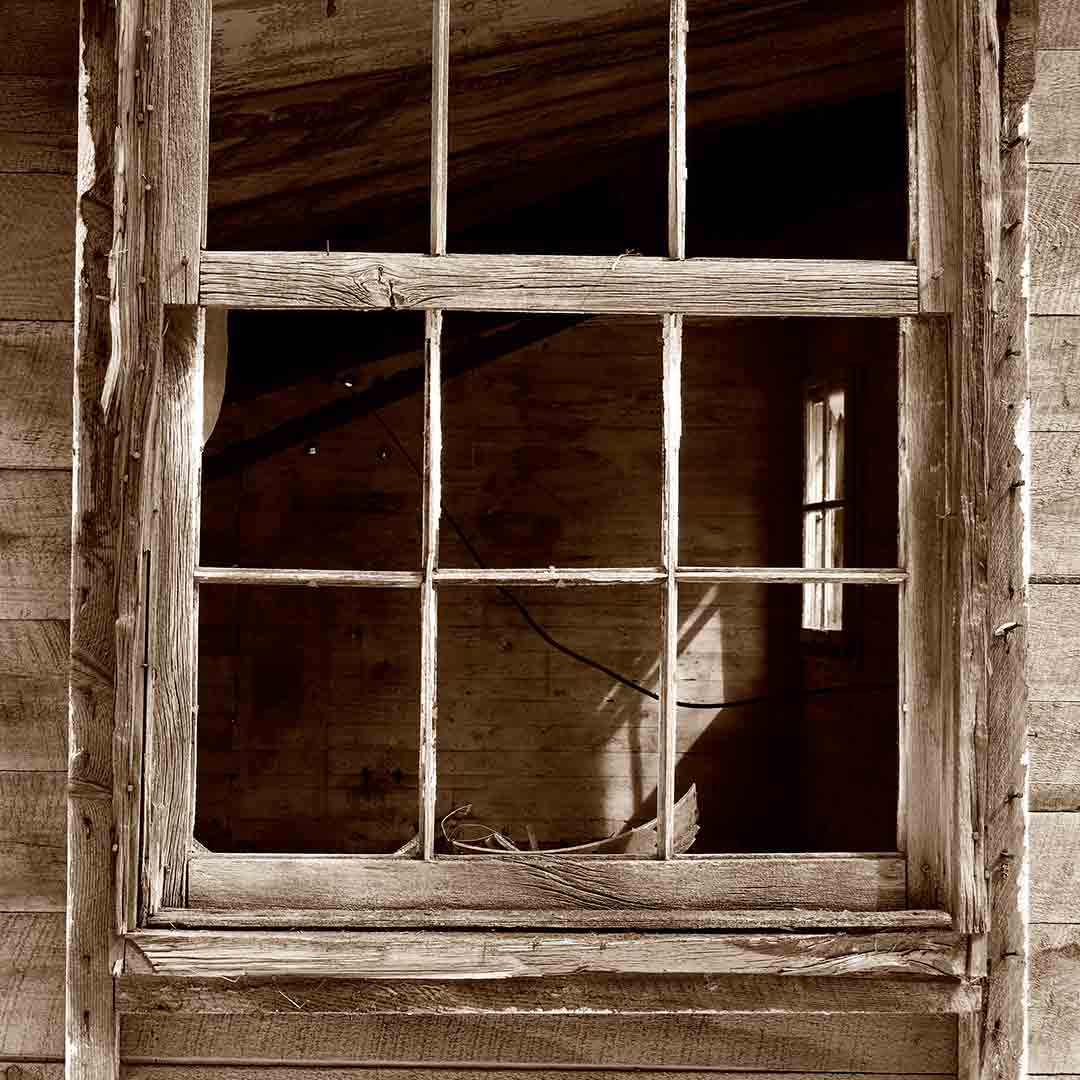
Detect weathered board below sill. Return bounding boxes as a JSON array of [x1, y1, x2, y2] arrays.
[[115, 972, 983, 1016], [123, 929, 969, 980]]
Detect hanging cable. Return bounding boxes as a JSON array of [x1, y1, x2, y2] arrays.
[[371, 408, 894, 710]]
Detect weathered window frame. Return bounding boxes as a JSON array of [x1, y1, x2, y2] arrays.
[[70, 0, 1012, 984]]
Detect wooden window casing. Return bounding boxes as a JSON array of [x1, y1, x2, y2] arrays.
[[95, 0, 989, 941]]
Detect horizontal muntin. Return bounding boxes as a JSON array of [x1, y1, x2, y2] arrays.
[[198, 251, 919, 317], [196, 566, 907, 587]]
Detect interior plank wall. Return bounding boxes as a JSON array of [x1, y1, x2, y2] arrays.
[[1027, 3, 1080, 1076], [0, 0, 76, 1066]]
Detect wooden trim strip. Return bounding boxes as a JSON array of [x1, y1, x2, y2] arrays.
[[123, 928, 968, 980], [430, 0, 450, 256], [435, 568, 665, 584], [115, 972, 982, 1015], [195, 567, 423, 588], [147, 906, 954, 930], [198, 252, 919, 316], [676, 567, 907, 584], [419, 309, 442, 860], [667, 0, 687, 260], [659, 314, 682, 858], [186, 852, 908, 914], [161, 0, 211, 304]]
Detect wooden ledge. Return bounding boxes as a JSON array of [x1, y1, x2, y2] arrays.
[[197, 251, 919, 317], [122, 928, 968, 981]]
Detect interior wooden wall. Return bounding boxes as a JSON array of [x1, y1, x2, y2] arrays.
[[1027, 1, 1080, 1073], [0, 0, 76, 1072], [196, 313, 898, 856]]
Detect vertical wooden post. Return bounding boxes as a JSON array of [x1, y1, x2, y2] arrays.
[[658, 0, 687, 859], [981, 1, 1034, 1077], [420, 3, 449, 858], [419, 310, 442, 861]]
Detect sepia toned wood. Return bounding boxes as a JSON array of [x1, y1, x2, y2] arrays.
[[658, 313, 681, 858], [899, 316, 954, 912], [0, 912, 64, 1059], [1031, 316, 1080, 431], [1031, 50, 1080, 164], [0, 620, 68, 772], [147, 906, 953, 930], [1028, 702, 1080, 809], [430, 0, 449, 256], [982, 3, 1033, 1079], [1031, 164, 1080, 314], [1032, 433, 1080, 574], [118, 1012, 958, 1070], [161, 0, 211, 305], [667, 0, 687, 260], [0, 175, 74, 322], [124, 927, 968, 980], [187, 853, 907, 914], [0, 1066, 63, 1080], [197, 567, 422, 587], [0, 771, 65, 911], [436, 568, 665, 585], [1038, 0, 1080, 48], [0, 471, 71, 620], [0, 322, 73, 469], [676, 567, 907, 584], [142, 308, 204, 915], [115, 972, 982, 1016], [0, 75, 76, 174], [0, 0, 76, 76], [911, 0, 959, 311], [198, 252, 920, 316], [1028, 585, 1080, 700], [122, 1072, 952, 1080], [1030, 925, 1080, 1073], [1030, 812, 1080, 922], [419, 309, 442, 860]]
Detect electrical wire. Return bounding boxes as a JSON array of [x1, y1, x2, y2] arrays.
[[371, 408, 895, 710]]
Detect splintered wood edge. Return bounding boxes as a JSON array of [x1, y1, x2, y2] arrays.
[[122, 928, 969, 980]]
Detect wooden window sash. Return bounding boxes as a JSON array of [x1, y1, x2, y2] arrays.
[[123, 0, 983, 931]]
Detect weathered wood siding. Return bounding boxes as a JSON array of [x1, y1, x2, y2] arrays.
[[1028, 0, 1080, 1074], [0, 0, 76, 1067]]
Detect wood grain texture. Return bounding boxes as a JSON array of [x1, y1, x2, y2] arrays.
[[161, 0, 211, 305], [188, 853, 907, 915], [124, 928, 967, 980], [116, 972, 981, 1016], [0, 75, 76, 174], [900, 316, 953, 911], [199, 252, 919, 316], [0, 771, 64, 911], [0, 912, 64, 1059], [911, 0, 959, 310], [142, 308, 203, 914], [982, 4, 1032, 1078], [0, 175, 73, 321], [0, 322, 72, 468], [1028, 585, 1080, 700], [1029, 702, 1080, 809], [69, 0, 122, 1075], [1030, 812, 1080, 921], [0, 1067, 63, 1080], [1031, 164, 1080, 314], [1032, 432, 1080, 574], [0, 620, 68, 771], [1031, 316, 1080, 431], [1031, 924, 1080, 1073], [118, 1012, 958, 1070], [123, 1073, 951, 1080], [147, 906, 952, 930], [1031, 50, 1080, 164], [1039, 0, 1080, 49], [0, 470, 71, 620], [0, 0, 77, 76]]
